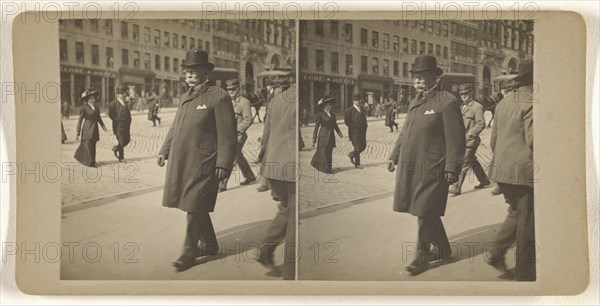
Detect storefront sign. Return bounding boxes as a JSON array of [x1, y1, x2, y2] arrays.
[[302, 73, 356, 85], [155, 73, 180, 81], [60, 65, 117, 78], [121, 74, 145, 84], [360, 81, 384, 90]]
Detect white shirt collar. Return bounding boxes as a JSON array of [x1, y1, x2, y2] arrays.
[[87, 103, 95, 111], [117, 98, 126, 106], [353, 104, 361, 112], [324, 110, 331, 117]]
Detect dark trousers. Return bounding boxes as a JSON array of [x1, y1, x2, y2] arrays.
[[349, 135, 367, 165], [415, 216, 450, 262], [261, 180, 296, 280], [451, 146, 490, 191], [184, 211, 218, 252], [113, 132, 130, 159], [220, 133, 256, 188], [488, 183, 536, 281]]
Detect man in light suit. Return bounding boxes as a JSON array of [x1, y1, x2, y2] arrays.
[[486, 60, 535, 281], [108, 85, 132, 162], [157, 49, 237, 272], [257, 82, 297, 280], [344, 93, 368, 169]]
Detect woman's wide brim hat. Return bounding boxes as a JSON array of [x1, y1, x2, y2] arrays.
[[410, 55, 444, 76], [315, 95, 337, 109], [81, 85, 100, 100], [181, 49, 215, 72]]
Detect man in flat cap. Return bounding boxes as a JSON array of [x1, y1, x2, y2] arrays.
[[387, 55, 465, 276], [448, 84, 490, 196], [218, 79, 256, 192], [157, 49, 237, 272], [344, 93, 368, 169], [486, 60, 535, 281], [108, 85, 132, 162]]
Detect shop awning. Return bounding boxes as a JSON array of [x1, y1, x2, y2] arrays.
[[357, 73, 394, 83], [118, 67, 156, 78]]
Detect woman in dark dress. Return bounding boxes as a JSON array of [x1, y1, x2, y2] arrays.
[[74, 85, 107, 167], [311, 96, 343, 174]]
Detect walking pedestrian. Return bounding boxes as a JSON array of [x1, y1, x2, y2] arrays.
[[311, 95, 343, 174], [218, 79, 257, 192], [344, 93, 368, 169], [156, 49, 237, 272], [148, 91, 161, 126], [256, 82, 297, 280], [387, 55, 465, 276], [448, 84, 491, 195], [108, 85, 132, 162], [485, 60, 535, 281], [384, 96, 399, 132], [74, 85, 108, 168]]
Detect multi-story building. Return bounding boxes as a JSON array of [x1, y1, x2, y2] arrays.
[[299, 20, 451, 114], [450, 21, 480, 77], [59, 19, 294, 108]]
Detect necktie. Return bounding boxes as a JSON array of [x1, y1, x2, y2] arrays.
[[187, 86, 195, 96]]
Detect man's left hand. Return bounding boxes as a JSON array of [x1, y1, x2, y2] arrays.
[[216, 168, 230, 181], [445, 172, 458, 184]]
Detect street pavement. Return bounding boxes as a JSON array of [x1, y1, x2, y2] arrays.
[[298, 112, 514, 281]]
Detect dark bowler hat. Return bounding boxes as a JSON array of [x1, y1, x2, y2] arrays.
[[180, 49, 215, 71], [410, 55, 444, 76], [352, 93, 362, 101], [458, 84, 472, 94], [514, 59, 533, 85], [225, 79, 240, 88]]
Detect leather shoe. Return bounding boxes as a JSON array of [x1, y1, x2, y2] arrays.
[[405, 261, 429, 276], [491, 187, 502, 196], [257, 244, 275, 268], [448, 188, 461, 196], [240, 177, 256, 185], [195, 245, 219, 258], [218, 187, 227, 193], [111, 147, 119, 159], [474, 181, 491, 189], [257, 185, 269, 192], [172, 251, 197, 272], [347, 152, 355, 165], [355, 164, 364, 169]]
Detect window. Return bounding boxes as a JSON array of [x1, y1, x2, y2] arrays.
[[361, 56, 368, 73], [419, 21, 426, 31], [132, 24, 139, 40], [182, 35, 187, 49], [59, 39, 67, 61], [383, 33, 389, 49], [154, 29, 160, 45], [435, 21, 441, 35], [402, 37, 408, 52], [198, 39, 203, 50], [75, 42, 84, 64], [331, 52, 339, 73], [121, 22, 128, 39], [403, 62, 408, 77], [442, 23, 449, 36], [420, 41, 426, 54], [428, 43, 433, 56], [205, 41, 210, 53], [190, 38, 195, 49], [427, 21, 433, 33], [344, 23, 353, 42], [144, 53, 151, 70], [301, 21, 307, 34], [372, 57, 379, 74], [164, 56, 170, 72], [90, 20, 98, 32], [130, 51, 139, 68], [315, 49, 324, 71], [411, 39, 417, 54], [300, 47, 308, 69], [155, 54, 160, 70], [143, 27, 150, 42], [266, 26, 271, 43], [164, 31, 170, 47], [104, 20, 113, 35], [383, 59, 389, 76], [315, 20, 324, 36], [91, 44, 99, 65], [330, 21, 338, 39], [121, 49, 129, 66], [393, 61, 399, 77], [106, 47, 114, 68], [372, 31, 379, 48], [74, 20, 83, 28], [360, 28, 368, 45], [346, 54, 353, 74], [173, 34, 178, 48], [436, 45, 441, 57], [274, 29, 279, 45]]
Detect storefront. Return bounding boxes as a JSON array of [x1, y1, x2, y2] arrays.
[[155, 73, 182, 105], [300, 72, 357, 117], [60, 65, 118, 109], [119, 67, 156, 98], [357, 74, 394, 109]]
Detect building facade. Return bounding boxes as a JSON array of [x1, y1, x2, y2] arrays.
[[299, 20, 451, 115], [59, 19, 294, 109]]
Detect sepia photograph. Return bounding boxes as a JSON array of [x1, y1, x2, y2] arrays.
[[298, 19, 536, 281], [58, 18, 297, 280]]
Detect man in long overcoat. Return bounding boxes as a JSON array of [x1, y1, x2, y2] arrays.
[[485, 60, 535, 281], [387, 55, 465, 276], [257, 83, 297, 280], [344, 93, 368, 169], [157, 49, 237, 272], [108, 85, 132, 162]]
